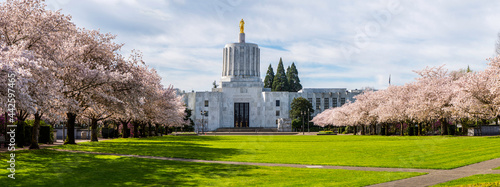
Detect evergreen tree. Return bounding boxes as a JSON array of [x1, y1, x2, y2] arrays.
[[263, 64, 274, 89], [287, 62, 302, 92], [272, 57, 289, 91], [286, 65, 291, 90]]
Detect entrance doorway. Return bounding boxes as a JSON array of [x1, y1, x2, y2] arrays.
[[234, 103, 249, 127]]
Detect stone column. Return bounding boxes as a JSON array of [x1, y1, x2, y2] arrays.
[[222, 48, 226, 76]]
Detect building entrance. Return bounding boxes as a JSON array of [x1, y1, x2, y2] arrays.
[[234, 103, 249, 127]]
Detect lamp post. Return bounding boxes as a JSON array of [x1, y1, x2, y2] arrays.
[[306, 108, 311, 132], [301, 111, 305, 135]]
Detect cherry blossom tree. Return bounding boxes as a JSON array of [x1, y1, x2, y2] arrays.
[[408, 66, 455, 135]]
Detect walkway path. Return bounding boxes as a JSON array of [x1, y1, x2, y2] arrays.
[[369, 158, 500, 187], [51, 148, 500, 186]]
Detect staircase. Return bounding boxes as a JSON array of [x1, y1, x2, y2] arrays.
[[215, 127, 278, 132], [201, 127, 297, 135]]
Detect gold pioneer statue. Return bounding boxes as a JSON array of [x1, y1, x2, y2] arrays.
[[239, 19, 245, 33]]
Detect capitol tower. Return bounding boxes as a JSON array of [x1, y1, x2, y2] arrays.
[[221, 19, 262, 85], [183, 19, 360, 133]]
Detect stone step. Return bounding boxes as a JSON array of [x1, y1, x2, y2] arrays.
[[203, 132, 298, 136], [215, 127, 278, 132]]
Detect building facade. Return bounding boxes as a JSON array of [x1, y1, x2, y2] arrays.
[[183, 27, 362, 132]]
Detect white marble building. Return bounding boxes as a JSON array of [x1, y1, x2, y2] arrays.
[[183, 28, 362, 132]]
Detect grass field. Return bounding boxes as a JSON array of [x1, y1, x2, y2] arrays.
[[433, 174, 500, 186], [0, 149, 424, 186], [53, 135, 500, 169]]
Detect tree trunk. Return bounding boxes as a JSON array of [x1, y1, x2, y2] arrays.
[[121, 120, 129, 138], [16, 110, 29, 148], [462, 120, 467, 135], [440, 118, 448, 135], [141, 122, 146, 137], [65, 113, 77, 144], [148, 122, 153, 136], [29, 113, 42, 149], [91, 118, 99, 142], [353, 126, 357, 135], [385, 124, 389, 136], [4, 112, 8, 147], [155, 124, 159, 136], [418, 123, 422, 136], [114, 121, 119, 138], [133, 121, 140, 138], [400, 123, 404, 136], [361, 125, 365, 135]]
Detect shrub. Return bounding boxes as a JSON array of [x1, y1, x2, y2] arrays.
[[101, 128, 110, 138], [17, 120, 54, 145], [318, 131, 334, 134], [39, 126, 52, 144]]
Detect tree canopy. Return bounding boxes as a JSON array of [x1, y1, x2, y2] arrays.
[[286, 62, 302, 92], [264, 64, 274, 89], [0, 0, 186, 147], [272, 58, 289, 91], [290, 97, 314, 121], [312, 62, 500, 136]]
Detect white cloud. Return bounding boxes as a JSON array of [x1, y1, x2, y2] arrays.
[[43, 0, 500, 91]]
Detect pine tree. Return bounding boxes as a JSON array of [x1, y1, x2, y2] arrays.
[[263, 64, 274, 89], [272, 57, 289, 91], [286, 65, 291, 90], [287, 62, 302, 92]]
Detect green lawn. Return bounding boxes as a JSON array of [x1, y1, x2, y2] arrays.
[[53, 135, 500, 169], [433, 174, 500, 186], [0, 149, 424, 186]]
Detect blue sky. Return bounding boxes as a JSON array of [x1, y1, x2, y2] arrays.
[[45, 0, 500, 91]]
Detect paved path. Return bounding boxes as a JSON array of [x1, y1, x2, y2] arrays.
[[50, 148, 500, 186], [368, 158, 500, 187]]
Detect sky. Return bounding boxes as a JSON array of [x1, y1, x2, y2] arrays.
[[44, 0, 500, 92]]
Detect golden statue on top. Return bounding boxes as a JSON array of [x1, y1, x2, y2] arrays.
[[239, 19, 245, 33]]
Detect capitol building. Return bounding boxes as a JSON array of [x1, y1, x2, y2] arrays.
[[183, 21, 362, 132]]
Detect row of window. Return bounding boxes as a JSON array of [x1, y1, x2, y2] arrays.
[[310, 97, 345, 111], [204, 98, 344, 116]]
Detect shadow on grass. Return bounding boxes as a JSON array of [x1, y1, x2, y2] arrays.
[[0, 149, 258, 186], [53, 136, 243, 161]]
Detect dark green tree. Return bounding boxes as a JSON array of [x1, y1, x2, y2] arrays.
[[286, 62, 302, 92], [182, 107, 195, 132], [286, 65, 291, 88], [289, 97, 314, 130], [272, 58, 289, 91], [263, 64, 274, 89]]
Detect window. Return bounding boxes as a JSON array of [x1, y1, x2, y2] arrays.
[[324, 98, 329, 110], [340, 98, 346, 106], [276, 100, 280, 107], [308, 98, 312, 104], [204, 100, 209, 107], [205, 111, 209, 116], [333, 99, 338, 108], [276, 110, 280, 117], [316, 98, 321, 110]]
